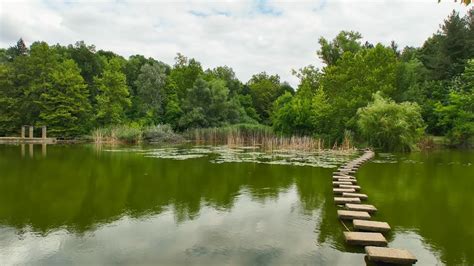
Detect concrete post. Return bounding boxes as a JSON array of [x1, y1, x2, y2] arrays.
[[21, 126, 25, 138], [42, 143, 47, 157], [42, 126, 47, 139], [29, 126, 34, 138], [29, 144, 33, 158]]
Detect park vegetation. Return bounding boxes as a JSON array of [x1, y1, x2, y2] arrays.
[[0, 10, 472, 151]]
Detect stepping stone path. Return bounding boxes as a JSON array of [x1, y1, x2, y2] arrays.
[[337, 210, 371, 220], [365, 246, 417, 264], [339, 184, 361, 190], [344, 232, 387, 246], [342, 192, 368, 200], [331, 149, 417, 264], [333, 188, 356, 194], [353, 219, 391, 232], [345, 203, 377, 213]]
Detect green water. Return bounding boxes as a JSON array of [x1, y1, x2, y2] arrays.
[[0, 145, 472, 265]]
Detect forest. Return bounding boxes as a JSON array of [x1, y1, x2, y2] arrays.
[[0, 10, 472, 151]]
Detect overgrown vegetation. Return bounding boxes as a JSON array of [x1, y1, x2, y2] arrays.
[[0, 9, 472, 150]]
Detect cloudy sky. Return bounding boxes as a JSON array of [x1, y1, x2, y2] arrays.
[[0, 0, 470, 86]]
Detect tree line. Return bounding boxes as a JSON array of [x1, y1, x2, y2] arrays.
[[0, 10, 472, 150]]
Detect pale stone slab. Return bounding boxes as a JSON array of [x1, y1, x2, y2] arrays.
[[339, 184, 361, 191], [333, 188, 356, 194], [337, 210, 371, 220], [365, 246, 417, 264], [342, 192, 367, 200], [344, 232, 387, 246], [334, 197, 361, 204], [333, 181, 353, 186], [336, 179, 357, 184], [345, 203, 377, 213], [353, 219, 391, 232]]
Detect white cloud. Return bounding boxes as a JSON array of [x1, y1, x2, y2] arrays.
[[0, 0, 470, 86]]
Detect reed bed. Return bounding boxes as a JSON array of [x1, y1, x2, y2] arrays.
[[186, 124, 355, 152]]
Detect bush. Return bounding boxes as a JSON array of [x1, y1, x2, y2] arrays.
[[142, 124, 183, 143], [357, 92, 425, 151]]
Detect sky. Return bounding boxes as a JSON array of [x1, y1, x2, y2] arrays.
[[0, 0, 470, 86]]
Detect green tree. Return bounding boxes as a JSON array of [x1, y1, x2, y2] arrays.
[[169, 53, 203, 101], [38, 60, 92, 136], [317, 31, 362, 66], [357, 92, 425, 151], [320, 43, 398, 140], [434, 60, 474, 146], [134, 62, 168, 124], [94, 57, 131, 126], [247, 72, 288, 124]]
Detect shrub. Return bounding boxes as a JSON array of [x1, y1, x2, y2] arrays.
[[142, 124, 183, 143], [357, 92, 425, 151]]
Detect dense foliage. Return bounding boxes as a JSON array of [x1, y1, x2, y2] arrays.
[[357, 92, 425, 151], [0, 9, 472, 149]]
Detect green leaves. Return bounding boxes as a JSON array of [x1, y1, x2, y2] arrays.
[[357, 92, 425, 151]]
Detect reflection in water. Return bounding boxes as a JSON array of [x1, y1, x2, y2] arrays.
[[358, 150, 474, 265], [0, 145, 472, 265]]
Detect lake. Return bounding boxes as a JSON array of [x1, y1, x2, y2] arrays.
[[0, 145, 472, 265]]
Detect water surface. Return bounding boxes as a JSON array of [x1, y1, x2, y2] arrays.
[[0, 145, 472, 265]]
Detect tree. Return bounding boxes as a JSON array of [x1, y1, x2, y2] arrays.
[[317, 31, 363, 66], [357, 92, 425, 151], [94, 57, 131, 126], [38, 60, 92, 136], [169, 53, 203, 101], [434, 60, 474, 146], [320, 43, 399, 140], [247, 72, 288, 124], [134, 62, 168, 124]]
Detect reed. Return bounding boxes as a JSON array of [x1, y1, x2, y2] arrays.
[[185, 124, 354, 151]]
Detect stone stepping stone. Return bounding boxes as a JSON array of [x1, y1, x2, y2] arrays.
[[334, 197, 361, 204], [337, 210, 371, 220], [333, 175, 355, 180], [333, 188, 356, 194], [344, 232, 387, 246], [365, 246, 417, 265], [345, 203, 377, 213], [336, 179, 357, 184], [333, 181, 353, 186], [339, 184, 360, 190], [342, 192, 367, 200], [353, 219, 390, 232]]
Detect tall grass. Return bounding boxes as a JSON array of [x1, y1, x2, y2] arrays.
[[185, 124, 353, 151]]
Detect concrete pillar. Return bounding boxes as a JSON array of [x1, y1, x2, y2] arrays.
[[42, 126, 47, 139], [21, 126, 25, 138], [42, 143, 47, 157], [29, 126, 34, 138], [29, 144, 33, 158]]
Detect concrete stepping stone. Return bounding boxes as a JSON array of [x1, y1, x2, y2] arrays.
[[334, 197, 361, 204], [333, 188, 356, 194], [344, 232, 387, 246], [365, 246, 417, 264], [342, 192, 367, 200], [353, 219, 390, 232], [337, 210, 371, 220], [336, 179, 357, 184], [339, 184, 360, 190], [345, 203, 377, 213], [333, 175, 355, 180], [333, 181, 353, 186]]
